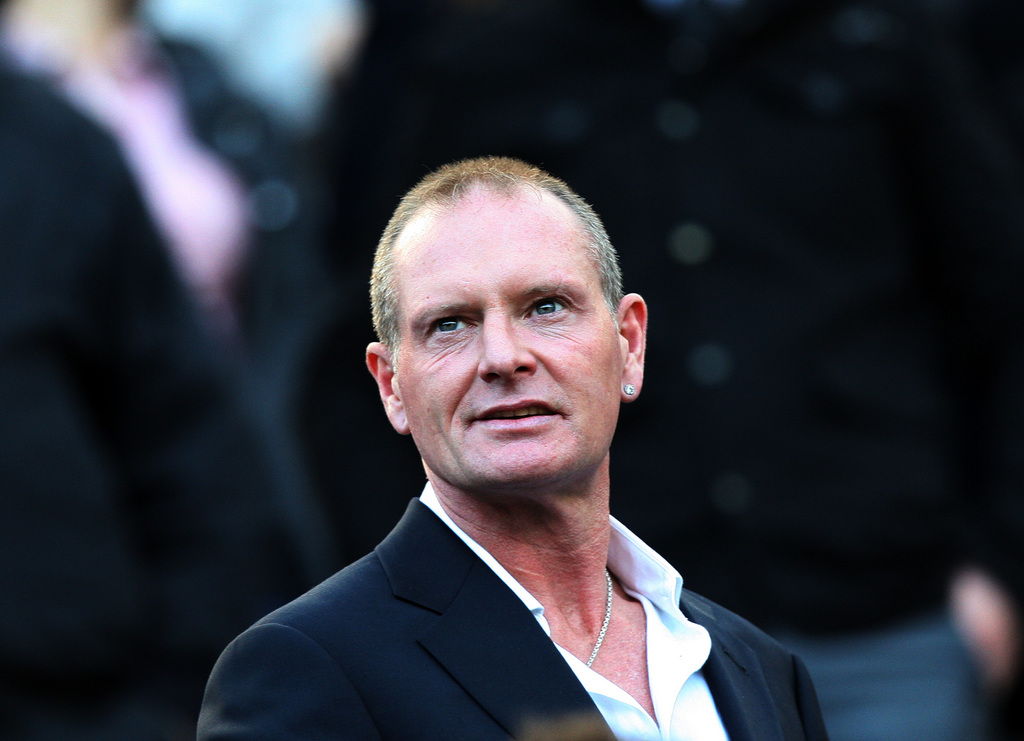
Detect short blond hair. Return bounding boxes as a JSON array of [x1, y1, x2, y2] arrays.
[[370, 156, 623, 349]]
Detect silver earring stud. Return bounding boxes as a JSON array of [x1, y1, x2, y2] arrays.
[[623, 384, 636, 396]]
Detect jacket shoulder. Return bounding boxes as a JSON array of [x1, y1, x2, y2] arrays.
[[252, 553, 392, 635], [680, 586, 800, 669]]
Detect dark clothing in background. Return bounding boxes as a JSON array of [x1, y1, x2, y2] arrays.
[[159, 38, 338, 578], [954, 1, 1024, 731], [322, 0, 1024, 635], [0, 64, 303, 739], [162, 39, 335, 380], [959, 0, 1024, 142]]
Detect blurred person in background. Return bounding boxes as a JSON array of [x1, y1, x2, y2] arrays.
[[140, 0, 367, 139], [886, 1, 1024, 734], [0, 41, 312, 739], [5, 0, 254, 340], [949, 4, 1024, 738], [316, 0, 1024, 738], [0, 0, 350, 572], [957, 0, 1024, 150]]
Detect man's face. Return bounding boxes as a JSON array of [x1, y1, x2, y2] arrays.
[[367, 186, 645, 499]]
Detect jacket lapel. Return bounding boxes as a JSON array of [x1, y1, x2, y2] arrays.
[[420, 558, 605, 737], [378, 501, 791, 740], [681, 592, 786, 741], [376, 500, 604, 738]]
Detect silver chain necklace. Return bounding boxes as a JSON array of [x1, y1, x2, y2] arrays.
[[586, 568, 614, 668]]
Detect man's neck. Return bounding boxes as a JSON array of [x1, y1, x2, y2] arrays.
[[423, 477, 657, 718], [428, 473, 612, 606]]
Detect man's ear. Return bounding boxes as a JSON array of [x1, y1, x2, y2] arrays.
[[366, 342, 411, 435], [617, 293, 647, 402]]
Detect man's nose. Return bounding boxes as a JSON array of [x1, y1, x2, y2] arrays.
[[477, 317, 537, 381]]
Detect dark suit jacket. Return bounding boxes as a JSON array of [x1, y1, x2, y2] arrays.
[[199, 499, 829, 740]]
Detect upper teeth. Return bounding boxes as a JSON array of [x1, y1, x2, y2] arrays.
[[491, 406, 547, 419]]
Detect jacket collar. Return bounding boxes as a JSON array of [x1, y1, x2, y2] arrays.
[[377, 499, 788, 740], [375, 499, 604, 737], [681, 590, 788, 741]]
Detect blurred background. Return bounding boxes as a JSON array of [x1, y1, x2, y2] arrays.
[[2, 0, 1023, 738]]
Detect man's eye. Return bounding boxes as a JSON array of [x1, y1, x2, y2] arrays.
[[436, 318, 465, 333], [533, 299, 564, 316]]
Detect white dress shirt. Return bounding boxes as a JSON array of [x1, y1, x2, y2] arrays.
[[420, 483, 730, 741]]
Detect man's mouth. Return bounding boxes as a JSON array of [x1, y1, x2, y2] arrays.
[[483, 405, 552, 420]]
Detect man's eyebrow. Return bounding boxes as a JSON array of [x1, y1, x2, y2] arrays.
[[408, 301, 472, 330], [408, 280, 586, 327], [418, 301, 469, 315], [521, 281, 579, 298]]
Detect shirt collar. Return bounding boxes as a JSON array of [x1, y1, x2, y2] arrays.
[[418, 482, 686, 625], [419, 482, 548, 624]]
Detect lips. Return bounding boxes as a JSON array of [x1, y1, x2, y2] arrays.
[[478, 403, 556, 421], [487, 405, 550, 419]]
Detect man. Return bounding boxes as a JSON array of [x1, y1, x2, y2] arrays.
[[198, 157, 829, 740], [317, 2, 1024, 738]]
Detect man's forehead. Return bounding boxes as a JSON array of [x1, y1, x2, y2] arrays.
[[393, 185, 582, 262], [389, 187, 603, 320]]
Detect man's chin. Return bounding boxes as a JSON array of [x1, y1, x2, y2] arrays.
[[434, 458, 598, 500]]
